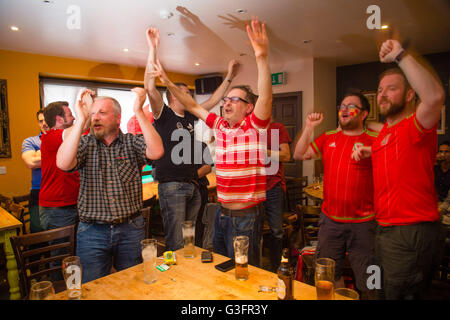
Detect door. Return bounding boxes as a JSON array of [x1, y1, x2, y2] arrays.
[[271, 92, 302, 179]]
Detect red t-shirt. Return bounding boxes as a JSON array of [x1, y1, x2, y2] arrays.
[[39, 129, 80, 207], [206, 112, 270, 204], [311, 130, 377, 223], [266, 122, 291, 192], [372, 113, 439, 226], [127, 105, 154, 134]]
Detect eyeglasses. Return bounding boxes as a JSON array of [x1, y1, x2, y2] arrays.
[[222, 96, 249, 104], [337, 104, 363, 111]]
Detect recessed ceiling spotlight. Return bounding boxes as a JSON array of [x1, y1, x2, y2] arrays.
[[10, 26, 20, 31], [381, 25, 389, 30], [167, 32, 175, 37], [123, 48, 129, 52], [194, 63, 200, 66], [42, 0, 54, 3], [236, 9, 247, 14], [303, 40, 312, 44]]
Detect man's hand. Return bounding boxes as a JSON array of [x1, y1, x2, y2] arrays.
[[227, 59, 240, 79], [351, 145, 372, 161], [150, 60, 170, 85], [146, 27, 160, 50], [80, 89, 96, 108], [379, 39, 404, 63], [246, 18, 268, 59], [131, 87, 147, 113], [306, 112, 324, 128]]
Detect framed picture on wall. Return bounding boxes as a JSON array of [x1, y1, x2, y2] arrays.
[[362, 91, 378, 122], [437, 105, 446, 135]]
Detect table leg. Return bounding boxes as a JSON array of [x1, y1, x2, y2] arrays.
[[1, 229, 21, 300]]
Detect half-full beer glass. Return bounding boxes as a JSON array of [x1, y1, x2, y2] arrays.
[[233, 235, 249, 281], [182, 221, 196, 258]]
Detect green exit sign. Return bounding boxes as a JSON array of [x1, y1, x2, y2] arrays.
[[271, 72, 285, 85]]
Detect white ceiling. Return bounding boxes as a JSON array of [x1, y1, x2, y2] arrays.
[[0, 0, 449, 76]]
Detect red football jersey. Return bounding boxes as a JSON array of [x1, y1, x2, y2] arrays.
[[40, 129, 80, 207], [372, 113, 439, 226], [311, 130, 377, 223]]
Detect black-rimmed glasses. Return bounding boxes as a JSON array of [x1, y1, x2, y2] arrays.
[[222, 96, 249, 104], [337, 104, 363, 111]]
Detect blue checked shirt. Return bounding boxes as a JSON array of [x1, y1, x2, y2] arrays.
[[73, 131, 151, 223]]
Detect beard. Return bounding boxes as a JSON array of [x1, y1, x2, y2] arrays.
[[339, 117, 360, 130], [92, 122, 117, 141], [379, 95, 406, 118]]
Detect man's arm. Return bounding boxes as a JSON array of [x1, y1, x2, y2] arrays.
[[268, 143, 291, 162], [144, 28, 164, 118], [379, 40, 445, 129], [21, 150, 41, 169], [246, 19, 272, 122], [131, 87, 164, 160], [200, 60, 240, 111], [293, 113, 323, 160], [197, 164, 212, 179]]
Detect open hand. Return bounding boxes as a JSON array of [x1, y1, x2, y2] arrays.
[[246, 18, 268, 58], [149, 60, 170, 85], [131, 87, 147, 113]]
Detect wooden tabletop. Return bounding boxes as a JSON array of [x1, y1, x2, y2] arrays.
[[0, 207, 22, 232], [143, 173, 217, 201], [304, 183, 323, 201], [54, 246, 320, 300]]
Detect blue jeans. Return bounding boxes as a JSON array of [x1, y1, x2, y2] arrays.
[[213, 205, 263, 267], [263, 184, 284, 271], [76, 215, 145, 283], [158, 182, 201, 251], [39, 205, 78, 281]]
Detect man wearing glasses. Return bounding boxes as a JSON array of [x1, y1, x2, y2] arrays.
[[435, 141, 450, 202], [293, 91, 378, 299], [144, 28, 239, 252], [149, 19, 271, 267]]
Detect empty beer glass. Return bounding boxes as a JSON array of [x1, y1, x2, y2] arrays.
[[141, 239, 158, 284], [233, 235, 249, 281], [62, 256, 82, 300]]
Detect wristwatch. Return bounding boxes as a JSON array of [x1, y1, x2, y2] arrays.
[[394, 49, 406, 64]]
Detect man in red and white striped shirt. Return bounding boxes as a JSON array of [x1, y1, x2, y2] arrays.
[[151, 18, 272, 267], [294, 91, 377, 298]]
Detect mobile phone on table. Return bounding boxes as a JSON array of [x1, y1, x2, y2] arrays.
[[215, 258, 235, 272], [201, 251, 213, 263]]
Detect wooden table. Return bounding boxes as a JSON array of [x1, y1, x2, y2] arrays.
[[304, 183, 323, 202], [0, 207, 22, 300], [143, 173, 217, 201], [54, 246, 320, 300]]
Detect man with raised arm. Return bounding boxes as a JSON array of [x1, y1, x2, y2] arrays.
[[353, 39, 445, 299], [56, 88, 164, 283], [293, 91, 378, 299], [144, 27, 239, 252], [150, 18, 271, 267]]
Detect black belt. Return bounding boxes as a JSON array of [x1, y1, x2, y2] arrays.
[[79, 211, 141, 225], [220, 205, 260, 217]]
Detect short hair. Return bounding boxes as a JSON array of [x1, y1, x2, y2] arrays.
[[342, 90, 370, 114], [378, 67, 412, 90], [94, 96, 121, 115], [43, 101, 68, 129], [230, 85, 258, 105], [36, 109, 44, 120], [439, 141, 450, 148], [166, 82, 189, 104]]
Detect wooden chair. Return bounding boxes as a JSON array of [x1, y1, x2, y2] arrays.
[[285, 176, 308, 212], [9, 225, 76, 299], [295, 204, 321, 249], [13, 194, 31, 234], [141, 196, 157, 239], [0, 194, 13, 211]]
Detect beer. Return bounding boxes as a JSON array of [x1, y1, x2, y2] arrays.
[[316, 280, 334, 300], [235, 256, 249, 280], [183, 236, 195, 258], [277, 248, 294, 300]]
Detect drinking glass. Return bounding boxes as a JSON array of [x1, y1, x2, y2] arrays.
[[182, 221, 196, 258], [62, 256, 83, 300], [29, 281, 55, 300], [315, 258, 335, 300], [334, 288, 360, 300], [141, 239, 158, 284], [233, 236, 249, 281]]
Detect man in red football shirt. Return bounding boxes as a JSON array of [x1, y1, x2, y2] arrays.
[[294, 90, 378, 299], [353, 39, 445, 299]]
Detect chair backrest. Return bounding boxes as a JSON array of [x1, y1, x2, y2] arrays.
[[141, 195, 157, 239], [0, 194, 13, 211], [295, 204, 321, 248], [13, 194, 31, 234], [285, 176, 308, 211], [9, 224, 76, 299], [9, 202, 28, 234]]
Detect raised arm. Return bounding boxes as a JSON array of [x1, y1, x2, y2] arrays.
[[144, 28, 164, 118], [379, 40, 445, 129], [247, 19, 272, 122], [151, 60, 209, 122], [200, 60, 240, 111], [131, 87, 164, 160], [293, 113, 323, 161]]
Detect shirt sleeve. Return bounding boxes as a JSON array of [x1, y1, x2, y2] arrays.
[[206, 113, 219, 129], [21, 137, 38, 154], [250, 112, 270, 131], [310, 133, 327, 158], [408, 113, 438, 145], [71, 136, 88, 172]]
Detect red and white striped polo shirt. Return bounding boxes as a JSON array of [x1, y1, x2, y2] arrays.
[[206, 112, 270, 204]]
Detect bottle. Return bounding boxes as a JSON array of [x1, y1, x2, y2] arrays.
[[277, 248, 294, 300]]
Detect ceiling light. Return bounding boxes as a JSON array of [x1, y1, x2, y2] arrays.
[[159, 10, 173, 19], [167, 32, 175, 37], [381, 25, 389, 30], [123, 48, 129, 52], [194, 63, 200, 66], [236, 9, 247, 14], [10, 26, 20, 31]]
